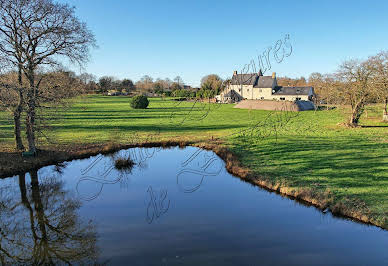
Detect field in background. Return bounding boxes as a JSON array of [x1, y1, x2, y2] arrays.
[[0, 95, 387, 226]]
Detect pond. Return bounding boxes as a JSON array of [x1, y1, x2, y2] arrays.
[[0, 146, 387, 265]]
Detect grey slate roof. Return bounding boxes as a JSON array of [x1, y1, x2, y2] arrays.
[[273, 86, 312, 95], [224, 89, 242, 99], [231, 74, 258, 85], [254, 76, 275, 88], [231, 73, 275, 88]]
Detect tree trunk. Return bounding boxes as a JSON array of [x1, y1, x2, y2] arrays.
[[30, 171, 45, 230], [349, 113, 359, 126], [383, 98, 388, 122], [26, 96, 36, 153], [30, 170, 50, 264], [18, 173, 28, 203], [349, 101, 364, 127], [14, 67, 25, 151], [14, 101, 24, 150], [26, 72, 37, 154]]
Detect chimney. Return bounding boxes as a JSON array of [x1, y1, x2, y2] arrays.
[[233, 70, 237, 76], [272, 72, 276, 79]]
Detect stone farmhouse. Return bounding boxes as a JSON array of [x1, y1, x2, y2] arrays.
[[218, 70, 315, 103]]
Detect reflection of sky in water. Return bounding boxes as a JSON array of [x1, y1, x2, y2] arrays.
[[2, 146, 388, 266]]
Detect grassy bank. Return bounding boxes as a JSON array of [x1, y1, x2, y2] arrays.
[[0, 95, 387, 228]]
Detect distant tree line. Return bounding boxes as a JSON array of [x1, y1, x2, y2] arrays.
[[94, 74, 226, 100], [277, 51, 388, 126]]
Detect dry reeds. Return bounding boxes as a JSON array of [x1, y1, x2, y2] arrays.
[[114, 157, 135, 170]]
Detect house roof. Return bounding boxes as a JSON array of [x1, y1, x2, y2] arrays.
[[273, 86, 312, 95], [231, 74, 258, 85], [231, 73, 275, 88], [254, 76, 275, 88], [224, 89, 242, 98]]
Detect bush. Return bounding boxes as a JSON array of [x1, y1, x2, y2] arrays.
[[172, 89, 194, 98], [114, 157, 135, 171], [130, 95, 149, 109]]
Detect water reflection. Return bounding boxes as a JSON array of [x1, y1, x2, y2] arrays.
[[177, 148, 223, 193], [146, 186, 170, 224], [76, 146, 224, 202], [0, 171, 99, 265], [2, 147, 387, 265], [77, 147, 161, 201]]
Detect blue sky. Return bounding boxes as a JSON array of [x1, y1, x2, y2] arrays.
[[61, 0, 388, 87]]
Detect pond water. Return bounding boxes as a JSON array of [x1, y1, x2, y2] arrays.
[[0, 146, 387, 265]]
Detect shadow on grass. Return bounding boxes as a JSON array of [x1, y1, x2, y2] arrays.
[[316, 106, 337, 111], [230, 135, 388, 196], [360, 125, 388, 128], [52, 123, 244, 133]]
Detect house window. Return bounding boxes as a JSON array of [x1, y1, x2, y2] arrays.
[[280, 97, 285, 100], [247, 89, 249, 92], [296, 97, 301, 101], [261, 97, 264, 100]]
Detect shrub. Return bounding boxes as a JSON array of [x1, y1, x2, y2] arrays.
[[114, 157, 136, 171], [130, 95, 149, 109], [172, 89, 193, 98]]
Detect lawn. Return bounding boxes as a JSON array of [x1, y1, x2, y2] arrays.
[[0, 95, 387, 227]]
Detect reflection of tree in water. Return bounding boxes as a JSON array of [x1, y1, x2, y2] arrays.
[[0, 170, 99, 265]]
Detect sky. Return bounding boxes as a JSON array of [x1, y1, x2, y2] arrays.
[[60, 0, 388, 87]]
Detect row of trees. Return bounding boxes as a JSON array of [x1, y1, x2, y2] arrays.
[[277, 52, 388, 126], [0, 0, 96, 152], [96, 75, 184, 95], [95, 74, 226, 99]]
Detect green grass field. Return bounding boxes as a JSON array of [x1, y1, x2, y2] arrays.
[[1, 95, 387, 226]]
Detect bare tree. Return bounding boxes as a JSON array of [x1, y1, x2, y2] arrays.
[[79, 72, 97, 93], [164, 78, 173, 90], [308, 72, 341, 108], [277, 76, 307, 87], [174, 76, 183, 86], [0, 72, 26, 150], [0, 2, 27, 150], [337, 59, 376, 126], [0, 0, 96, 153], [370, 51, 388, 120], [136, 75, 154, 92]]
